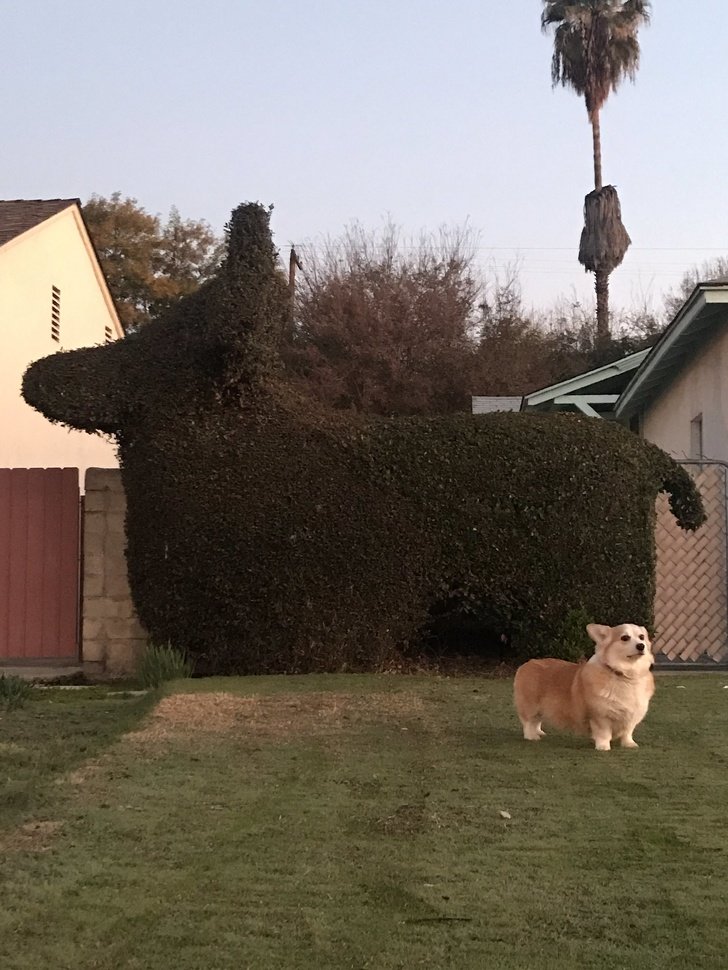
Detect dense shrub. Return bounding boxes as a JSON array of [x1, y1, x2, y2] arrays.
[[22, 203, 706, 674], [544, 607, 595, 663]]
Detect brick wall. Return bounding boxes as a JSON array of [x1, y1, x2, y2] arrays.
[[82, 468, 146, 677]]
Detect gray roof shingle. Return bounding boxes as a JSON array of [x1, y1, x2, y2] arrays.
[[0, 198, 79, 248]]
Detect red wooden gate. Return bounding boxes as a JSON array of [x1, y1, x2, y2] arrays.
[[0, 468, 81, 662]]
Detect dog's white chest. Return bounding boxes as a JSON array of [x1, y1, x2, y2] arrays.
[[598, 677, 650, 723]]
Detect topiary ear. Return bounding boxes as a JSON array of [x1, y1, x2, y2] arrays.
[[207, 202, 289, 394]]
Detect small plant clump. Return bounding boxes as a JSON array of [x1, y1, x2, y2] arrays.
[[138, 643, 194, 690], [0, 674, 33, 712]]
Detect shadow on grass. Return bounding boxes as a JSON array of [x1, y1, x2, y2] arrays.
[[0, 687, 157, 830]]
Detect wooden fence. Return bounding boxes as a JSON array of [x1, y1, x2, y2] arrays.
[[0, 468, 81, 662]]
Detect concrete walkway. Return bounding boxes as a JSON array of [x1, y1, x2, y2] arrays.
[[1, 666, 84, 682]]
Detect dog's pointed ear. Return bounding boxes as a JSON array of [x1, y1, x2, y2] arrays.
[[586, 624, 612, 645]]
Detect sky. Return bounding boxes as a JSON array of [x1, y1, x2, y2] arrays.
[[4, 0, 728, 316]]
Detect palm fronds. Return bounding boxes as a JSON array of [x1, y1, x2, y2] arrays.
[[542, 1, 651, 119]]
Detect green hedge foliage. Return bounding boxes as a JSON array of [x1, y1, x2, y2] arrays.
[[23, 203, 706, 673]]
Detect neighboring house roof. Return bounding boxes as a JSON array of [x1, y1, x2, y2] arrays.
[[0, 197, 124, 338], [0, 198, 78, 249], [521, 349, 649, 418], [472, 396, 523, 414], [616, 282, 728, 421], [470, 350, 648, 419]]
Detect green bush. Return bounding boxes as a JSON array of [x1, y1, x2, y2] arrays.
[[0, 674, 33, 711], [138, 643, 193, 689], [21, 203, 706, 674]]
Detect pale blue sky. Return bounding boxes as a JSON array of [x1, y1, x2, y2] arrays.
[[4, 1, 727, 314]]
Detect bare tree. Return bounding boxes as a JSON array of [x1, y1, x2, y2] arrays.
[[285, 223, 664, 410], [283, 221, 482, 415], [663, 256, 728, 322]]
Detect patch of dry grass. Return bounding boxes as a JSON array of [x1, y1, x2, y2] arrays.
[[0, 819, 63, 853], [124, 689, 426, 744]]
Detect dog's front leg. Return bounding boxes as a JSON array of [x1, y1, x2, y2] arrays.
[[590, 719, 613, 751]]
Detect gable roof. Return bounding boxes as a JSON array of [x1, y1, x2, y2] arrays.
[[0, 197, 124, 338], [615, 282, 728, 421], [521, 349, 649, 416], [0, 199, 78, 248]]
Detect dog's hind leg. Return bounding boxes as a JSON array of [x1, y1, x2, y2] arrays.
[[618, 723, 640, 749], [514, 671, 546, 740], [520, 716, 546, 741]]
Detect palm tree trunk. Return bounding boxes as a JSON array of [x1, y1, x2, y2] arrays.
[[591, 111, 602, 191], [595, 270, 609, 347], [591, 108, 608, 343]]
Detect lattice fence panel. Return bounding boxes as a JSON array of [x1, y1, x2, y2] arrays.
[[655, 463, 728, 663]]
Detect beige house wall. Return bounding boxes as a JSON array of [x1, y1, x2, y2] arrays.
[[642, 322, 728, 462], [82, 468, 146, 678], [0, 206, 122, 477]]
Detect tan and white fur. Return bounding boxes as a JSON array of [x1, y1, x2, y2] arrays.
[[513, 623, 655, 751]]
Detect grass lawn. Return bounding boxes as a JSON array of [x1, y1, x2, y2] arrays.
[[1, 673, 728, 969]]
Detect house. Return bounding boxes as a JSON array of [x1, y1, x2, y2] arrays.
[[615, 282, 728, 461], [0, 198, 123, 475], [471, 395, 523, 414]]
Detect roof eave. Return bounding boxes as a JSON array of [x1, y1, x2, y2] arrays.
[[523, 349, 649, 409], [71, 205, 124, 338], [615, 284, 728, 420]]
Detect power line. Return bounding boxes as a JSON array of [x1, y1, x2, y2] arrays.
[[294, 243, 728, 253]]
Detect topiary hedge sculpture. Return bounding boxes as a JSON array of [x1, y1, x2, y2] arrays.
[[22, 203, 706, 673]]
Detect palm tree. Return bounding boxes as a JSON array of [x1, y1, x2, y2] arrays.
[[541, 0, 651, 344]]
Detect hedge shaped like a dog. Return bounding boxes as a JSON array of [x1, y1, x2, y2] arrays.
[[23, 203, 706, 673]]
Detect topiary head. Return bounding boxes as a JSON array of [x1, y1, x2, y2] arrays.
[[21, 202, 290, 435]]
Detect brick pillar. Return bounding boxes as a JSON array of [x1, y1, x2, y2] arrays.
[[82, 469, 147, 677]]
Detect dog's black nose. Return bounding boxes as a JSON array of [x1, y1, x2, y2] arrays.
[[636, 643, 645, 652]]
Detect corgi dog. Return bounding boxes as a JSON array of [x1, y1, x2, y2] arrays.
[[513, 623, 655, 751]]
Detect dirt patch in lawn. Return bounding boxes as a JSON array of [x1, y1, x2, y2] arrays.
[[0, 819, 63, 853], [65, 760, 104, 786], [125, 691, 426, 745], [0, 741, 25, 755]]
